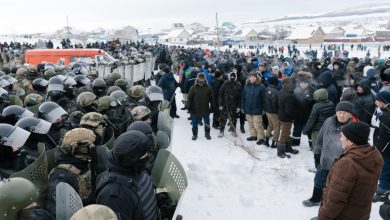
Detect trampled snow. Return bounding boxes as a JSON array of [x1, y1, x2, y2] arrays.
[[170, 91, 382, 220]]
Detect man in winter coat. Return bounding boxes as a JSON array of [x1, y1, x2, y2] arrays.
[[187, 73, 214, 140], [277, 77, 299, 158], [317, 71, 339, 105], [316, 122, 383, 220], [303, 88, 335, 154], [179, 60, 192, 110], [332, 61, 346, 101], [303, 101, 354, 207], [211, 70, 224, 129], [264, 75, 280, 148], [291, 71, 317, 147], [233, 64, 247, 133], [157, 66, 179, 118], [218, 72, 242, 138], [241, 72, 266, 145], [352, 79, 376, 125], [95, 130, 158, 220], [372, 91, 390, 202]]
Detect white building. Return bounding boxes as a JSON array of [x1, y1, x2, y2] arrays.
[[159, 29, 192, 45]]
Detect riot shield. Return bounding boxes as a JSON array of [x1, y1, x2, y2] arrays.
[[151, 149, 187, 207], [56, 182, 83, 220], [157, 111, 174, 147], [156, 130, 170, 150]]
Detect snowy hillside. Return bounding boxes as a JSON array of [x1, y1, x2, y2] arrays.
[[241, 2, 390, 30], [170, 93, 382, 220]]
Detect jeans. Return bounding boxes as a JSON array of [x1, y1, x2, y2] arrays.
[[379, 156, 390, 190], [192, 115, 210, 129], [314, 168, 329, 189]]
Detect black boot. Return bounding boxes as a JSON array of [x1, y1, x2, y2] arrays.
[[285, 140, 299, 154], [277, 142, 288, 158], [270, 140, 277, 148], [205, 125, 211, 140], [192, 128, 198, 140], [256, 139, 265, 145], [264, 137, 270, 147], [290, 137, 301, 146], [302, 187, 323, 207], [240, 125, 245, 133]]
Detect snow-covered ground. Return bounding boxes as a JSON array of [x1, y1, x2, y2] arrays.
[[170, 92, 382, 220]]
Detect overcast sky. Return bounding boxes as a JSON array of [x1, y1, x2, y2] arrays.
[[1, 0, 387, 34]]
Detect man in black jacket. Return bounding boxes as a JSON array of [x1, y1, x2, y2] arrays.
[[277, 77, 299, 158], [264, 75, 280, 148], [95, 130, 158, 220]]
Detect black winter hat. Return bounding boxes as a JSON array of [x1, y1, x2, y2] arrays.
[[341, 121, 370, 146], [214, 70, 222, 79], [112, 130, 153, 166], [336, 101, 354, 114], [376, 91, 390, 105]]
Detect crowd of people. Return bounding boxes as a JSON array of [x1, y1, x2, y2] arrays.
[[1, 39, 390, 219], [153, 43, 390, 219]]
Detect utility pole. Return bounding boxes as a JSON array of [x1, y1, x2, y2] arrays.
[[216, 12, 220, 51]]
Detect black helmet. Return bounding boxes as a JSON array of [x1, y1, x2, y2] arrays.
[[74, 75, 90, 88], [145, 85, 163, 102], [1, 105, 34, 125], [381, 67, 390, 81], [92, 78, 107, 96], [48, 76, 64, 92], [38, 101, 68, 124], [62, 76, 77, 93], [32, 78, 49, 92], [15, 117, 52, 134], [126, 121, 154, 144], [0, 123, 30, 151]]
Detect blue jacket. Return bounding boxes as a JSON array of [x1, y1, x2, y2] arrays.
[[241, 77, 266, 115], [157, 72, 178, 100], [202, 69, 212, 85]]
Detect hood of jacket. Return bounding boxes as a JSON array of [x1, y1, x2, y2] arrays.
[[356, 79, 371, 95], [313, 88, 328, 102], [346, 144, 383, 173], [318, 71, 333, 87]]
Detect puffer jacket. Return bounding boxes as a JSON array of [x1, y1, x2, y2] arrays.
[[318, 71, 339, 105], [218, 79, 242, 111], [277, 77, 296, 122], [241, 76, 265, 115], [264, 84, 279, 114], [314, 115, 351, 170], [352, 79, 375, 124], [318, 144, 383, 220], [303, 89, 335, 134]]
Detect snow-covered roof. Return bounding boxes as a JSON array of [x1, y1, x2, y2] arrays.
[[233, 29, 258, 37], [159, 29, 191, 39], [285, 27, 322, 40]]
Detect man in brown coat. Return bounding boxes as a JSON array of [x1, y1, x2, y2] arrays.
[[187, 73, 214, 140], [315, 122, 384, 220]]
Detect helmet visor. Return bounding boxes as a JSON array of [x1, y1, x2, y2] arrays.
[[21, 109, 34, 118], [79, 77, 90, 86], [148, 93, 163, 101], [6, 76, 17, 84], [64, 77, 77, 86], [0, 87, 8, 96], [46, 107, 68, 123], [3, 126, 31, 151], [0, 79, 10, 87], [48, 84, 64, 92], [33, 119, 52, 134]]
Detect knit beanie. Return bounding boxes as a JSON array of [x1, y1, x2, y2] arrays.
[[376, 91, 390, 105], [341, 121, 370, 145], [336, 101, 354, 114]]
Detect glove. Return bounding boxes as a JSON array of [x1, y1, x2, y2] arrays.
[[236, 108, 240, 113], [219, 106, 223, 111]]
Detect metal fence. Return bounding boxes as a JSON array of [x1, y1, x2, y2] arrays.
[[97, 57, 156, 84]]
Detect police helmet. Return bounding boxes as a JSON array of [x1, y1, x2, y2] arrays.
[[1, 105, 34, 125], [32, 78, 49, 92], [74, 75, 90, 88], [24, 93, 44, 107], [0, 177, 38, 220], [0, 124, 31, 151], [38, 101, 68, 124], [145, 85, 163, 101], [15, 117, 52, 134], [76, 92, 97, 108], [131, 106, 151, 121]]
